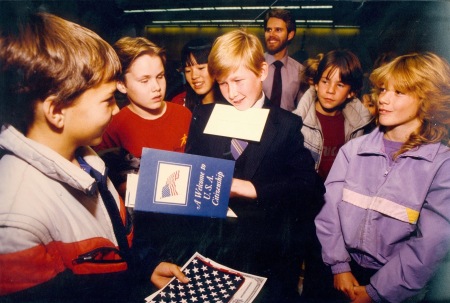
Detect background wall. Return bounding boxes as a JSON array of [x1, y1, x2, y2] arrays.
[[1, 0, 449, 99], [139, 1, 449, 99], [141, 1, 450, 74]]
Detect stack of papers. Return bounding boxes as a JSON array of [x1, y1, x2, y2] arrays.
[[145, 252, 266, 303]]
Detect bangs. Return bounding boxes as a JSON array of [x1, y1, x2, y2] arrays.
[[213, 56, 243, 80], [323, 62, 354, 85], [314, 50, 363, 92], [181, 40, 212, 67], [370, 57, 418, 94], [208, 30, 265, 80], [323, 65, 342, 81], [184, 54, 197, 67], [185, 49, 210, 67]]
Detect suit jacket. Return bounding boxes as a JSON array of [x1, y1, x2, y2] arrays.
[[183, 103, 325, 300], [136, 102, 325, 301], [186, 102, 324, 216]]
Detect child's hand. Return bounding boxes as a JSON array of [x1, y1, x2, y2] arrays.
[[334, 272, 360, 300], [352, 286, 373, 303], [151, 262, 189, 289], [230, 178, 257, 199]]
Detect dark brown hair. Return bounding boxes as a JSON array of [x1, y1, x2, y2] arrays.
[[314, 49, 363, 95], [181, 39, 224, 111], [0, 12, 121, 133], [264, 9, 296, 34]]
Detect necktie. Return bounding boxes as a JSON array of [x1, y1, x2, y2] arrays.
[[90, 167, 132, 262], [230, 138, 248, 160], [270, 60, 283, 107]]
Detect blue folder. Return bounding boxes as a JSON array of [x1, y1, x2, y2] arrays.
[[134, 148, 235, 218]]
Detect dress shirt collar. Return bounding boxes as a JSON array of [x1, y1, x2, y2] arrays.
[[252, 92, 265, 109], [265, 52, 289, 66]]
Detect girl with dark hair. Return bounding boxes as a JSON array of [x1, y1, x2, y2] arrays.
[[179, 38, 226, 112]]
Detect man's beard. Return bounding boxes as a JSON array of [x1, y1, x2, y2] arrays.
[[266, 38, 289, 55]]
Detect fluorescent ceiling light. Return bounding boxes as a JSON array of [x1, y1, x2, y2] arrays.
[[145, 9, 166, 12], [125, 5, 333, 14], [144, 9, 166, 12], [215, 7, 242, 10], [302, 5, 333, 9], [167, 8, 190, 12], [150, 19, 336, 26], [242, 6, 270, 10], [271, 6, 301, 9], [307, 20, 333, 23], [234, 20, 258, 23], [190, 7, 215, 11], [124, 9, 166, 13]]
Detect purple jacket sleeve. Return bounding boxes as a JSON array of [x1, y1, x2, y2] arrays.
[[314, 142, 353, 273]]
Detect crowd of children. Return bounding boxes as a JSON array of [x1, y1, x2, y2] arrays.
[[1, 6, 449, 303]]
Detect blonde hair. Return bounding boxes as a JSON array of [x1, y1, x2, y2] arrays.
[[299, 53, 323, 93], [208, 29, 265, 80], [113, 37, 166, 82], [370, 52, 450, 156]]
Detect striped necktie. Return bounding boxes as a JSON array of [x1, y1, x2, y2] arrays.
[[230, 138, 248, 160]]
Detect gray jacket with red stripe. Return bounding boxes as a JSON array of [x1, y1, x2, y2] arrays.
[[0, 126, 141, 302], [315, 128, 450, 302]]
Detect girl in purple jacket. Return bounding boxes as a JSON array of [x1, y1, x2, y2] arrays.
[[315, 52, 450, 303]]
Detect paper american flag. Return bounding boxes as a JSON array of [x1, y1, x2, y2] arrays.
[[146, 252, 266, 303], [148, 255, 244, 303], [161, 170, 180, 198]]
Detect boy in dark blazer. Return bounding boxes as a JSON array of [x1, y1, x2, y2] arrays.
[[185, 29, 325, 302]]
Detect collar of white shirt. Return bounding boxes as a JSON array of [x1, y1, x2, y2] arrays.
[[252, 92, 265, 109]]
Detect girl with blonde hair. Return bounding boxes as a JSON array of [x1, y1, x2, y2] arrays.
[[315, 52, 450, 303]]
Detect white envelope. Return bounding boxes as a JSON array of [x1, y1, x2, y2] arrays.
[[203, 104, 269, 142]]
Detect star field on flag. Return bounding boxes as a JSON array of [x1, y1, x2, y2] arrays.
[[148, 255, 245, 303]]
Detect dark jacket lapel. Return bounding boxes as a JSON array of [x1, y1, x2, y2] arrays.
[[239, 102, 278, 179]]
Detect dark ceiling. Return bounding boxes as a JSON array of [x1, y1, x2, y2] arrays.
[[88, 1, 450, 59], [106, 0, 449, 29], [3, 1, 448, 30], [118, 0, 364, 28], [1, 0, 449, 63]]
